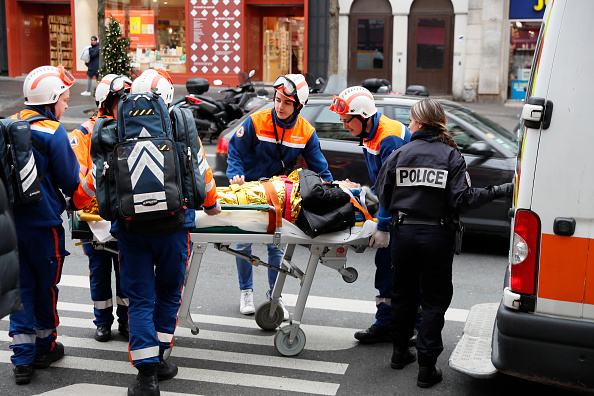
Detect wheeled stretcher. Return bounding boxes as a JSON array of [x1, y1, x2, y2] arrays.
[[178, 205, 377, 356]]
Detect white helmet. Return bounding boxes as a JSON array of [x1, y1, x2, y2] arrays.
[[23, 65, 75, 105], [330, 86, 377, 118], [95, 74, 118, 107], [272, 74, 309, 106], [131, 69, 174, 105]]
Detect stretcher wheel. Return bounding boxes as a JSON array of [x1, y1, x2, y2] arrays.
[[274, 326, 306, 356], [255, 301, 284, 330], [342, 267, 358, 283]]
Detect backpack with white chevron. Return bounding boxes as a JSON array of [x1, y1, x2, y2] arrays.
[[92, 91, 185, 236]]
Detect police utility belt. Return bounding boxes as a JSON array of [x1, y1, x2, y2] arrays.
[[391, 213, 445, 227]]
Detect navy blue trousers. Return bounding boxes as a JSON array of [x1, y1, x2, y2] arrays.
[[390, 224, 453, 366]]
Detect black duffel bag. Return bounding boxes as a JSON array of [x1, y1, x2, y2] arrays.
[[295, 169, 355, 238]]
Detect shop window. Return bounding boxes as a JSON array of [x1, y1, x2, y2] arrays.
[[356, 19, 385, 70], [508, 21, 540, 100], [49, 15, 73, 72], [105, 0, 186, 74], [415, 18, 445, 70], [263, 17, 304, 82]]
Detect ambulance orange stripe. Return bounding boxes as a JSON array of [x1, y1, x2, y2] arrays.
[[538, 233, 588, 303]]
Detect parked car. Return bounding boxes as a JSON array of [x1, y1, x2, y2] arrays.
[[213, 94, 518, 237]]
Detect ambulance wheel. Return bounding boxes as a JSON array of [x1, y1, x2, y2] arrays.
[[342, 267, 358, 283], [255, 301, 284, 330], [274, 326, 306, 356]]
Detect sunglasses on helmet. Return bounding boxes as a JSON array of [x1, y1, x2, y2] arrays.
[[110, 75, 133, 94], [57, 65, 75, 87], [329, 96, 349, 115]]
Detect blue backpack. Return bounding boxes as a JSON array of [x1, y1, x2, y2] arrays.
[[0, 114, 49, 205], [92, 92, 185, 236]]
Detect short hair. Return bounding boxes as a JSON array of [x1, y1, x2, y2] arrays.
[[91, 36, 98, 41]]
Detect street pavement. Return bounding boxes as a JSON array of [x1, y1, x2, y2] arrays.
[[0, 76, 522, 135]]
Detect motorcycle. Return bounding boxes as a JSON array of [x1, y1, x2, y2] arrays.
[[305, 72, 326, 94], [172, 76, 245, 143], [213, 70, 258, 109]]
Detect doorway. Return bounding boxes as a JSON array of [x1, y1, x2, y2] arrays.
[[348, 0, 392, 86], [407, 0, 454, 95]]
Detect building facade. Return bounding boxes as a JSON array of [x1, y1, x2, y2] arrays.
[[4, 0, 544, 101]]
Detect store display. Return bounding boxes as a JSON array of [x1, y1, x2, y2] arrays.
[[49, 15, 73, 72]]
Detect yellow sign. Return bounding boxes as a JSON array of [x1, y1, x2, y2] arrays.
[[130, 17, 141, 34]]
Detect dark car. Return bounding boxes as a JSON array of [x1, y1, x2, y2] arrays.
[[213, 94, 517, 237]]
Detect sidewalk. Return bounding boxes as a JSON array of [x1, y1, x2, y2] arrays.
[[0, 76, 522, 133]]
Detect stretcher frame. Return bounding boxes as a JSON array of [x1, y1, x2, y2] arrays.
[[178, 213, 376, 356]]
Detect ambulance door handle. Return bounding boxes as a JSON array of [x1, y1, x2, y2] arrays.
[[522, 97, 553, 130], [542, 100, 553, 129], [553, 217, 575, 236]]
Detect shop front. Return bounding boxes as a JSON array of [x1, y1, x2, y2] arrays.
[[508, 0, 545, 100], [5, 0, 308, 85]]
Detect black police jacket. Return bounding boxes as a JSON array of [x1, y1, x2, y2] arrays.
[[0, 177, 22, 319], [375, 129, 495, 219]]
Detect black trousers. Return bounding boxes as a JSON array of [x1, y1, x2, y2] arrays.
[[390, 224, 454, 367]]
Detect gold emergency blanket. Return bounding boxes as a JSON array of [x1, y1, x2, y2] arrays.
[[217, 170, 302, 222], [83, 197, 100, 215]]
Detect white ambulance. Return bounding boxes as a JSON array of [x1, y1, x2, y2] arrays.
[[449, 0, 594, 392]]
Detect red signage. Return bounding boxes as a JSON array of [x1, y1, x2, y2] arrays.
[[188, 0, 243, 75]]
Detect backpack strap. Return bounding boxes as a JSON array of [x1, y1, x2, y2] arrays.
[[18, 111, 51, 180], [279, 175, 294, 222]]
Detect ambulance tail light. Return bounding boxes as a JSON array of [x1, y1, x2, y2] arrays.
[[510, 209, 541, 295], [216, 134, 229, 155]]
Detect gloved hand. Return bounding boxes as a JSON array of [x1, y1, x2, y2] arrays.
[[491, 183, 514, 199], [369, 230, 390, 249]]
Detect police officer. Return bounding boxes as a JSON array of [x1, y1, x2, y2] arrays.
[[375, 98, 513, 388], [329, 86, 421, 344], [9, 65, 81, 384], [70, 74, 132, 342], [227, 73, 332, 319]]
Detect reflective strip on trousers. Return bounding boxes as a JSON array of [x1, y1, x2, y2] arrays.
[[35, 328, 55, 339], [11, 334, 36, 346], [117, 296, 130, 307], [94, 298, 113, 310], [376, 297, 391, 306], [130, 345, 159, 361], [157, 331, 174, 343]]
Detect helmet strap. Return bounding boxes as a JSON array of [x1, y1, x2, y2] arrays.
[[357, 115, 369, 146]]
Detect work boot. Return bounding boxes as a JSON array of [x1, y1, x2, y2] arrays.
[[354, 324, 390, 344], [118, 322, 130, 338], [390, 344, 417, 370], [33, 342, 64, 369], [417, 365, 443, 388], [239, 289, 255, 315], [14, 364, 33, 385], [129, 363, 160, 396], [157, 350, 178, 381], [95, 324, 112, 342]]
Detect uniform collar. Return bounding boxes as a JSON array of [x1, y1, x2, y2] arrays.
[[26, 105, 58, 122], [411, 129, 440, 141], [363, 112, 382, 142]]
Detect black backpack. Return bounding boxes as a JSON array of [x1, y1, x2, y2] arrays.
[[92, 92, 185, 236], [0, 114, 49, 205], [170, 106, 207, 209]]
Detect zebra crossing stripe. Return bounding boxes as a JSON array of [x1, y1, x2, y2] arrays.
[[37, 383, 201, 396], [0, 348, 340, 395], [58, 274, 469, 322]]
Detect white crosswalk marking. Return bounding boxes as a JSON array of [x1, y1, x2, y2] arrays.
[[58, 274, 469, 322], [38, 383, 202, 396]]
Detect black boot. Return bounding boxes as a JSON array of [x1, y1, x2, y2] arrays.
[[129, 363, 160, 396], [118, 322, 129, 338], [390, 344, 416, 370], [95, 324, 112, 342], [354, 324, 390, 344], [157, 350, 178, 381], [33, 342, 65, 369], [14, 364, 34, 385], [417, 365, 443, 388]]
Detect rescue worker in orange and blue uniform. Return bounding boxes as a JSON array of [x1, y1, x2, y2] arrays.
[[117, 69, 221, 396], [69, 74, 132, 343], [8, 65, 81, 385], [226, 73, 332, 319], [329, 86, 421, 345]]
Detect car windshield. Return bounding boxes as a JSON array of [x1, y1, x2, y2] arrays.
[[447, 107, 518, 152]]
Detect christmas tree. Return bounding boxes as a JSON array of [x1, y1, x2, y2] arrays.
[[99, 16, 132, 78]]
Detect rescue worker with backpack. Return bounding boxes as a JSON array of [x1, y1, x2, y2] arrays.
[[69, 74, 132, 343], [113, 68, 220, 395], [226, 73, 332, 319], [8, 65, 81, 385], [329, 87, 423, 346]]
